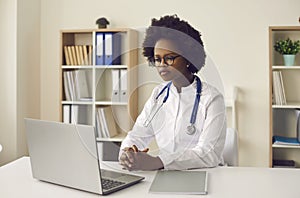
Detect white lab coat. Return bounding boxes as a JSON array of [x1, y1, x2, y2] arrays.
[[120, 79, 226, 170]]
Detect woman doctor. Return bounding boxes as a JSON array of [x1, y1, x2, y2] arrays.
[[119, 15, 226, 171]]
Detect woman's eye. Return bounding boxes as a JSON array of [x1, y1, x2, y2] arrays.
[[154, 58, 161, 62], [165, 57, 173, 61]]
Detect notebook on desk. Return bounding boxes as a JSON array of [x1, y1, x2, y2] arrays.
[[149, 170, 208, 195], [25, 118, 144, 195]]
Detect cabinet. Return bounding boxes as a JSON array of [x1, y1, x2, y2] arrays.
[[269, 26, 300, 168], [59, 28, 138, 160]]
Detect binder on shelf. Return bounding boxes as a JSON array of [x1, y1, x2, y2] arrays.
[[120, 69, 128, 102], [63, 105, 71, 123], [71, 105, 92, 125], [63, 72, 71, 101], [67, 71, 76, 101], [96, 32, 104, 65], [96, 110, 103, 138], [296, 109, 300, 142], [273, 135, 300, 146], [96, 106, 118, 138], [70, 105, 79, 124], [74, 70, 92, 101], [104, 33, 121, 65], [112, 69, 120, 102], [273, 159, 296, 168], [104, 33, 113, 65]]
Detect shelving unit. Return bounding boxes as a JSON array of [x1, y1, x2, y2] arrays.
[[59, 28, 138, 160], [269, 26, 300, 168]]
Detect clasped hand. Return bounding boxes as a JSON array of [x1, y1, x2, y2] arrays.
[[119, 145, 163, 171]]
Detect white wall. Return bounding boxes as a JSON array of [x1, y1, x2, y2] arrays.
[[40, 0, 300, 167], [0, 0, 40, 165], [0, 0, 17, 165], [16, 0, 41, 158]]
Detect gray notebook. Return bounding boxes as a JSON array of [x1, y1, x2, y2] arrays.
[[149, 170, 208, 195]]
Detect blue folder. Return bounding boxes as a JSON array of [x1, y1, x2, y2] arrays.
[[273, 135, 300, 145], [104, 33, 121, 65], [95, 32, 104, 65]]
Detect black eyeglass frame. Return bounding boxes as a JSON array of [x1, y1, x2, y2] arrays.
[[148, 55, 181, 67]]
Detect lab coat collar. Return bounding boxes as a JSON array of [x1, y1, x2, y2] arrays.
[[170, 77, 197, 93]]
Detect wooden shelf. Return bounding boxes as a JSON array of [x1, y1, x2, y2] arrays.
[[59, 28, 138, 140], [269, 26, 300, 168]]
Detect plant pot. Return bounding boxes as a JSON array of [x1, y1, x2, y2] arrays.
[[283, 54, 296, 66]]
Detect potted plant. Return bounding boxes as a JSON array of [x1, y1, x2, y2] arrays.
[[274, 38, 300, 66]]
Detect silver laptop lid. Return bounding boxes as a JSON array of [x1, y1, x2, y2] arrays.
[[25, 118, 103, 194]]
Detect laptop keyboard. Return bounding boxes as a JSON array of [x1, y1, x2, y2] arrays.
[[101, 178, 125, 190]]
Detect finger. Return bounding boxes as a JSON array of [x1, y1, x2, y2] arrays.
[[132, 145, 138, 152], [125, 151, 134, 163], [141, 148, 149, 153], [119, 157, 134, 170], [122, 147, 134, 152], [119, 152, 127, 161]]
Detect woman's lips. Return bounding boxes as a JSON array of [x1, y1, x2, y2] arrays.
[[158, 69, 169, 76]]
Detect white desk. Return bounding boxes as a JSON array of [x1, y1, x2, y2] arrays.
[[1, 157, 299, 197]]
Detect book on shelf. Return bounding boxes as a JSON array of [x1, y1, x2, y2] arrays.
[[96, 106, 118, 138], [273, 135, 300, 146], [296, 109, 300, 140], [272, 159, 296, 168], [63, 70, 92, 101], [82, 45, 88, 65], [63, 46, 70, 65], [74, 70, 91, 100], [69, 105, 92, 125], [63, 45, 92, 66], [272, 71, 286, 105], [88, 45, 93, 65], [67, 46, 74, 65], [71, 46, 78, 65]]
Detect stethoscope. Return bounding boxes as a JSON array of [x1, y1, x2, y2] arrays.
[[143, 75, 202, 135]]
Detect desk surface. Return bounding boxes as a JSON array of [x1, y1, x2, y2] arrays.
[[1, 157, 300, 198]]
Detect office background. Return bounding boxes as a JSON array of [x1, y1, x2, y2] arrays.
[[0, 0, 299, 167]]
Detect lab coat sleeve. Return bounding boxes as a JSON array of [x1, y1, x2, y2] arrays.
[[158, 93, 227, 170], [119, 87, 159, 158]]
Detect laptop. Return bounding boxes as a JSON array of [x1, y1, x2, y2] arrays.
[[149, 170, 208, 195], [25, 118, 144, 195]]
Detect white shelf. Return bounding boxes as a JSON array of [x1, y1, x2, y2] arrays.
[[272, 144, 300, 149], [95, 101, 127, 106], [272, 66, 300, 69], [62, 65, 93, 69], [272, 102, 300, 109], [95, 65, 128, 69], [61, 101, 93, 105]]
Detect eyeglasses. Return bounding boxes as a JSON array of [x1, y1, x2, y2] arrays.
[[149, 55, 181, 67]]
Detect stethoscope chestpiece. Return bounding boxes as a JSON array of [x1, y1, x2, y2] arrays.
[[186, 124, 196, 135]]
